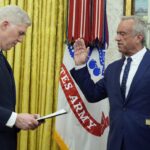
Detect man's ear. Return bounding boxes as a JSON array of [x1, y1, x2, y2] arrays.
[[136, 34, 144, 43], [0, 20, 10, 30]]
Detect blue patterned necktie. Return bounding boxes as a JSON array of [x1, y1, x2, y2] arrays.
[[121, 57, 132, 99]]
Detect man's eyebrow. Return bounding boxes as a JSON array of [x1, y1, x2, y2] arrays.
[[117, 31, 128, 35]]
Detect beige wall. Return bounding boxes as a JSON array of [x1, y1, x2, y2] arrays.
[[106, 0, 124, 66]]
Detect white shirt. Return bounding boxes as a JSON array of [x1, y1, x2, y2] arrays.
[[120, 47, 147, 98]]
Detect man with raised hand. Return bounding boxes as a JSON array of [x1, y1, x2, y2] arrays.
[[71, 16, 150, 150]]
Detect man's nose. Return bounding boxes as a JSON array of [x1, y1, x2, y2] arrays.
[[115, 34, 120, 41]]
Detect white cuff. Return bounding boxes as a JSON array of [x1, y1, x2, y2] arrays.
[[75, 64, 86, 70], [6, 112, 17, 128]]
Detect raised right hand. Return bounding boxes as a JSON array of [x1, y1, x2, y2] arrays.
[[73, 38, 89, 65]]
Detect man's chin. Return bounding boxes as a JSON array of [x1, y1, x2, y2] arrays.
[[118, 48, 123, 53]]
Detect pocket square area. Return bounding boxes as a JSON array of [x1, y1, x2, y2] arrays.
[[145, 119, 150, 125]]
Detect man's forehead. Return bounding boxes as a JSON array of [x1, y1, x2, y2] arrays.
[[120, 19, 135, 26], [117, 20, 134, 31]]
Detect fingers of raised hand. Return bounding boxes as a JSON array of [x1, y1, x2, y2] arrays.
[[74, 38, 86, 51]]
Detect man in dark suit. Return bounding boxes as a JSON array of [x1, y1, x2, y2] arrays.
[[71, 16, 150, 150], [0, 5, 41, 150]]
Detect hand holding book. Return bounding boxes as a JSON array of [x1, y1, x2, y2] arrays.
[[37, 109, 67, 122]]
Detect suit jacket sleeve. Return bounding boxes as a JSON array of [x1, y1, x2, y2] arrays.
[[70, 65, 107, 102], [0, 53, 16, 127]]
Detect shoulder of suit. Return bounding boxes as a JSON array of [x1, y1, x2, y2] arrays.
[[108, 58, 123, 67]]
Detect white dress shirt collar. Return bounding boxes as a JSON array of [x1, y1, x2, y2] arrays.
[[121, 47, 147, 98], [125, 47, 147, 64]]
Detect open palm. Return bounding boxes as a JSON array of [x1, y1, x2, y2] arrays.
[[73, 38, 89, 65]]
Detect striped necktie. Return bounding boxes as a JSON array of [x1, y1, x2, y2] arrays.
[[121, 57, 132, 99]]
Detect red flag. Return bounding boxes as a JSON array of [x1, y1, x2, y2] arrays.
[[67, 0, 108, 47]]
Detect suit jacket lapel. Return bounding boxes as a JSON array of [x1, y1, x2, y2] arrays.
[[114, 58, 125, 102], [126, 50, 150, 101], [0, 52, 16, 104]]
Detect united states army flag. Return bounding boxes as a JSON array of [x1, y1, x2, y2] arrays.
[[54, 44, 109, 150]]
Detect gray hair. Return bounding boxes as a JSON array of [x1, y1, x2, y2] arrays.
[[0, 5, 31, 26], [121, 16, 147, 45]]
